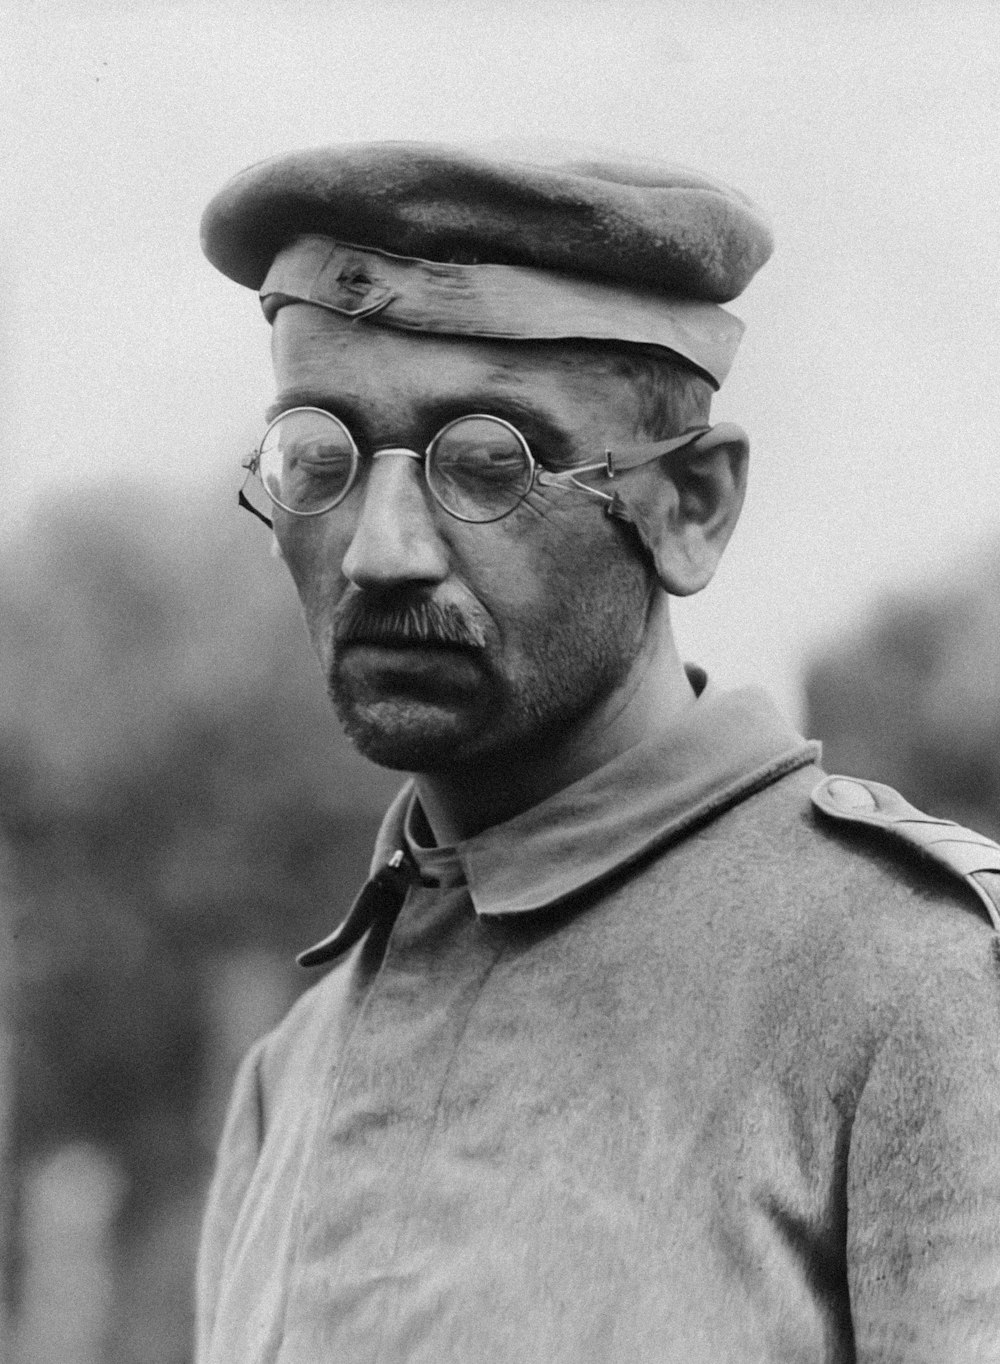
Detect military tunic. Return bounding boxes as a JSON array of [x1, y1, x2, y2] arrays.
[[196, 680, 1000, 1363]]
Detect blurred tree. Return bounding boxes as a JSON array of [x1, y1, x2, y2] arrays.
[[0, 842, 16, 1353], [0, 477, 400, 1361], [805, 547, 1000, 839]]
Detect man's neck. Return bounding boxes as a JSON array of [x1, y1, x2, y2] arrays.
[[415, 609, 697, 845]]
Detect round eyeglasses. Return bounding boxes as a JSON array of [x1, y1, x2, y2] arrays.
[[239, 406, 714, 529]]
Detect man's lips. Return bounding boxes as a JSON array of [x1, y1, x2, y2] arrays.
[[337, 639, 484, 693], [331, 598, 490, 698]]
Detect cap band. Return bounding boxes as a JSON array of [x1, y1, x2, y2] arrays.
[[260, 236, 744, 388]]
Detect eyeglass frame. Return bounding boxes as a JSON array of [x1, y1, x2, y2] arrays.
[[239, 405, 715, 530]]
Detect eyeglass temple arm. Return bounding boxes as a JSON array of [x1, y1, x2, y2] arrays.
[[239, 457, 275, 529], [606, 424, 730, 473], [597, 422, 749, 520], [239, 488, 274, 529]]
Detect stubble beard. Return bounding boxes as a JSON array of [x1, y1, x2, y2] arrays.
[[325, 562, 652, 776], [327, 656, 498, 771]]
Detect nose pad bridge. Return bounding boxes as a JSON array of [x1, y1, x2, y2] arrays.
[[341, 444, 447, 588], [373, 446, 424, 463], [366, 444, 435, 522]]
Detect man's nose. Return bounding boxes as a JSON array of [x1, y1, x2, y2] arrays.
[[341, 449, 450, 589]]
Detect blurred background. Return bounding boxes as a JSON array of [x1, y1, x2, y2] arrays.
[[2, 1, 1000, 1359]]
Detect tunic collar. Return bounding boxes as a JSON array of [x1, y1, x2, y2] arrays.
[[299, 673, 819, 965]]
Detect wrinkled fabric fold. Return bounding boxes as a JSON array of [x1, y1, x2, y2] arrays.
[[261, 236, 744, 387]]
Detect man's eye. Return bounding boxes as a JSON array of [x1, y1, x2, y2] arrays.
[[292, 458, 351, 478], [438, 441, 523, 469], [261, 436, 356, 510], [286, 440, 352, 468]]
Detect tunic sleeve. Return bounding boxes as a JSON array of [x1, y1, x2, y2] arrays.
[[846, 940, 1000, 1362], [195, 1037, 268, 1362]]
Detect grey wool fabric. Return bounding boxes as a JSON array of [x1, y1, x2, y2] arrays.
[[196, 681, 1000, 1363], [199, 141, 774, 303]]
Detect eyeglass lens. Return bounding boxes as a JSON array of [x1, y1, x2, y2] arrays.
[[256, 409, 535, 522], [426, 417, 534, 522], [258, 408, 358, 515]]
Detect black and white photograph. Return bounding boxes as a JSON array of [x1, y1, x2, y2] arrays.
[[3, 2, 1000, 1360]]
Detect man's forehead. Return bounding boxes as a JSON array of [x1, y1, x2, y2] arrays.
[[267, 308, 636, 462], [270, 302, 615, 396]]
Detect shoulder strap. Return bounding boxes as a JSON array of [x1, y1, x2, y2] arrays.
[[812, 775, 1000, 931]]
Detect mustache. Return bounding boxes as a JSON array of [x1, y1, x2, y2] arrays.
[[333, 594, 488, 650]]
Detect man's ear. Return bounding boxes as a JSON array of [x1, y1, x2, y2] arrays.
[[615, 424, 749, 596]]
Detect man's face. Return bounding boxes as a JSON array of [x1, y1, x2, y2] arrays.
[[268, 304, 657, 773]]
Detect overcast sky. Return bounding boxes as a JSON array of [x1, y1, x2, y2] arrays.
[[4, 0, 999, 722]]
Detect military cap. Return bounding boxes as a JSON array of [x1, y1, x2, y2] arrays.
[[201, 141, 773, 388]]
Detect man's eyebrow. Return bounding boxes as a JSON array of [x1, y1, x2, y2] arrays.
[[265, 388, 343, 423], [264, 387, 577, 467], [418, 393, 578, 468]]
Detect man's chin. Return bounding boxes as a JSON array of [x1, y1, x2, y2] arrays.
[[330, 694, 490, 772], [329, 647, 497, 770]]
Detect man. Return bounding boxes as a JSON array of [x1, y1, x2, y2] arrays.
[[196, 143, 1000, 1362]]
